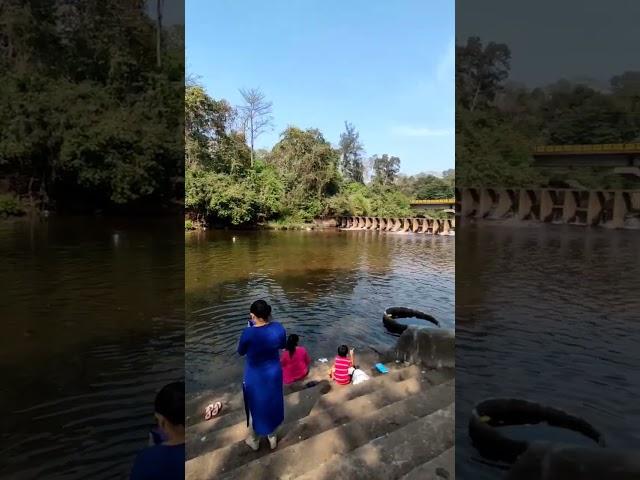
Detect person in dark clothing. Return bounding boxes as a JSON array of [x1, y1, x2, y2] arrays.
[[130, 381, 185, 480]]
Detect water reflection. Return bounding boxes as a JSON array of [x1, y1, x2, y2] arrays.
[[456, 224, 640, 479], [0, 217, 183, 479], [186, 229, 454, 393]]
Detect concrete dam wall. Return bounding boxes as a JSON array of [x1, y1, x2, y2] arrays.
[[338, 216, 455, 235], [456, 187, 640, 229]]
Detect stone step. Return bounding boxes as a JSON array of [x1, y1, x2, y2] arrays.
[[188, 374, 425, 467], [297, 403, 454, 480], [187, 363, 421, 439], [186, 380, 330, 456], [210, 380, 454, 480], [309, 365, 422, 414], [186, 350, 393, 424], [398, 448, 455, 480]]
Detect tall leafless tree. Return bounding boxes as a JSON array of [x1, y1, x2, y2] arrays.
[[238, 88, 273, 166]]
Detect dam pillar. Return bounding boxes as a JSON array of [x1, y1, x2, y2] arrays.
[[478, 188, 494, 218], [612, 191, 629, 229], [461, 188, 479, 217], [540, 189, 554, 222], [562, 190, 577, 223], [587, 191, 604, 226], [494, 189, 514, 218], [518, 190, 532, 220], [425, 219, 434, 234]]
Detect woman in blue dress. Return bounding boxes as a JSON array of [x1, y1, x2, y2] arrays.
[[238, 299, 287, 451]]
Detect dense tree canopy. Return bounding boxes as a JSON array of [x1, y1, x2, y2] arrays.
[[456, 36, 640, 189], [185, 84, 452, 227], [0, 0, 184, 213]]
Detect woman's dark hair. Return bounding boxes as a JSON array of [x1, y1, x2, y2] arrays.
[[337, 344, 349, 357], [286, 334, 299, 358], [250, 299, 272, 321], [155, 381, 185, 426]]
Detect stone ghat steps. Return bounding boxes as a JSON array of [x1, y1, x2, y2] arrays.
[[398, 448, 455, 480], [186, 364, 454, 480], [296, 405, 454, 480], [185, 350, 389, 427], [185, 356, 418, 448], [186, 364, 423, 459], [187, 368, 427, 461]]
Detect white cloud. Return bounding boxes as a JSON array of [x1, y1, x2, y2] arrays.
[[391, 126, 453, 137]]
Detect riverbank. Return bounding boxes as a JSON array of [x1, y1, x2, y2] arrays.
[[185, 217, 336, 231]]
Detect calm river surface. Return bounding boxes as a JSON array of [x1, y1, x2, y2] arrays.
[[186, 229, 455, 392], [456, 223, 640, 479], [0, 217, 183, 479]]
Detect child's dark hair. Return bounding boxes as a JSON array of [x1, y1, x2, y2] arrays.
[[337, 344, 349, 357], [250, 299, 272, 321], [155, 381, 185, 426], [286, 334, 299, 358]]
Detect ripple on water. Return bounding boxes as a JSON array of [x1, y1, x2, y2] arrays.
[[456, 225, 640, 479], [186, 230, 455, 392]]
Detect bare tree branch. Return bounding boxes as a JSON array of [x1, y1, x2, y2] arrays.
[[238, 87, 274, 166]]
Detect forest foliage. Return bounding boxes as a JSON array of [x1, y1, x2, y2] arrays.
[[456, 36, 640, 189], [185, 82, 454, 227], [0, 0, 184, 214]]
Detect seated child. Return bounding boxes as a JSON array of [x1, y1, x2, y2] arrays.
[[130, 382, 185, 480], [329, 345, 355, 385], [280, 334, 311, 385]]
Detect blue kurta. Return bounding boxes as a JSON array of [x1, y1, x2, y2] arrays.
[[237, 321, 287, 436]]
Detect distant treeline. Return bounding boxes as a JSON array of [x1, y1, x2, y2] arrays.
[[185, 81, 454, 228], [0, 0, 184, 216], [456, 36, 640, 190]]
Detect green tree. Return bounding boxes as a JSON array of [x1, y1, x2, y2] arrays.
[[0, 0, 184, 211], [456, 36, 511, 112], [371, 154, 400, 186], [339, 121, 365, 183], [413, 174, 454, 200], [270, 127, 340, 219]]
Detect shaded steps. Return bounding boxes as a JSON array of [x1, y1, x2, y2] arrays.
[[209, 379, 455, 480]]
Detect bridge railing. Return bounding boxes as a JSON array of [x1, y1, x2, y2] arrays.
[[410, 198, 455, 205], [533, 143, 640, 155]]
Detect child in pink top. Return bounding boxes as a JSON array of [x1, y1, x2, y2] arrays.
[[280, 334, 311, 385]]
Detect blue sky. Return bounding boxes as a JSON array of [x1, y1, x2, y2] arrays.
[[186, 0, 454, 175]]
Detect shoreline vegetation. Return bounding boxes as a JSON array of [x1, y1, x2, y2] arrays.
[[456, 37, 640, 191], [184, 80, 454, 231], [0, 2, 184, 220]]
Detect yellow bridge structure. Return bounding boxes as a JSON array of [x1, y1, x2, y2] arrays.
[[409, 198, 455, 211], [532, 143, 640, 170]]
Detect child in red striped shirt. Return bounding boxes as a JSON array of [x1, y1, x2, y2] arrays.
[[329, 345, 355, 385]]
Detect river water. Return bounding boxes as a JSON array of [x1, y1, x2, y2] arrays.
[[185, 229, 455, 393], [456, 223, 640, 479], [0, 217, 184, 479]]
